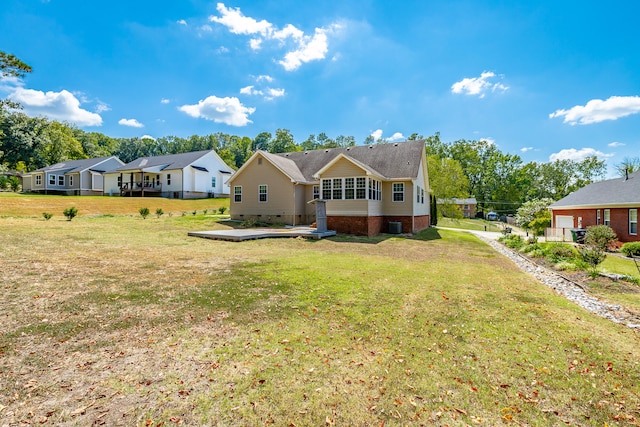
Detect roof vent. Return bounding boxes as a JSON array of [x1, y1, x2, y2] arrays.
[[394, 143, 399, 146], [625, 168, 629, 181]]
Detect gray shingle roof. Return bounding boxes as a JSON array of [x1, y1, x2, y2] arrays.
[[30, 157, 117, 174], [271, 140, 426, 183], [550, 170, 640, 208], [112, 150, 217, 172]]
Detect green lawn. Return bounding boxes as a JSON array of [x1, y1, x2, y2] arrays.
[[437, 216, 504, 232], [1, 195, 640, 425]]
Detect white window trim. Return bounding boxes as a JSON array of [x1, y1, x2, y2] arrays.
[[258, 184, 268, 203], [630, 209, 638, 235], [58, 175, 64, 186], [49, 174, 56, 185], [35, 175, 42, 185], [313, 185, 319, 200], [234, 185, 242, 203], [596, 209, 601, 225], [392, 182, 404, 202], [167, 173, 172, 185], [604, 209, 610, 226], [69, 175, 73, 186]]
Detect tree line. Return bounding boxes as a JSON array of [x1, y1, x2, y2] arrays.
[[1, 50, 633, 215]]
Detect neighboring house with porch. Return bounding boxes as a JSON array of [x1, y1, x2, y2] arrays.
[[548, 170, 640, 243], [21, 156, 124, 195], [103, 150, 234, 198], [226, 140, 431, 236]]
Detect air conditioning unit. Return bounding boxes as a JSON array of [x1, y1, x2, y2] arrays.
[[389, 221, 402, 234]]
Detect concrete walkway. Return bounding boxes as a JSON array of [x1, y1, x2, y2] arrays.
[[188, 226, 336, 242]]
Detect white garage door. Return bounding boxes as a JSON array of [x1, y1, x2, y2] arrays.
[[555, 215, 574, 240]]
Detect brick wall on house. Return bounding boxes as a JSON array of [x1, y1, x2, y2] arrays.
[[553, 208, 640, 243], [327, 215, 431, 236]]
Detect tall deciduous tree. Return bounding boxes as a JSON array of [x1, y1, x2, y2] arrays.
[[614, 156, 640, 177], [270, 128, 297, 153], [427, 155, 469, 218]]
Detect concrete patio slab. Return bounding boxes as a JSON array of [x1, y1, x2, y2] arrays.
[[188, 226, 336, 242]]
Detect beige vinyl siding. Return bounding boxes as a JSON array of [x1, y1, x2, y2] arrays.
[[230, 155, 295, 217], [33, 173, 45, 190], [382, 181, 414, 216], [326, 199, 370, 216], [320, 157, 366, 178]]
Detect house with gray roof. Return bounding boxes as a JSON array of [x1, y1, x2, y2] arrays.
[[226, 140, 431, 236], [102, 150, 234, 199], [549, 170, 640, 243], [21, 156, 124, 195]]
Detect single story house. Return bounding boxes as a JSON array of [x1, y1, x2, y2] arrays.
[[21, 156, 124, 195], [549, 170, 639, 243], [103, 150, 234, 198], [437, 197, 477, 218], [226, 140, 431, 236]]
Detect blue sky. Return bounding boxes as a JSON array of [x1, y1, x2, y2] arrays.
[[2, 0, 639, 176]]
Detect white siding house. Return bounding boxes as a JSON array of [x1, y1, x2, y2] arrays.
[[103, 150, 234, 198]]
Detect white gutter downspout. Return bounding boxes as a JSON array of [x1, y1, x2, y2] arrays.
[[292, 183, 296, 226]]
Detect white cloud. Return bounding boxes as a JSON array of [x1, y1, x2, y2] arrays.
[[210, 3, 337, 71], [200, 25, 213, 33], [160, 98, 170, 104], [9, 87, 102, 126], [388, 132, 405, 142], [95, 100, 110, 113], [177, 19, 187, 26], [141, 135, 156, 140], [279, 28, 329, 71], [451, 71, 509, 98], [209, 3, 272, 36], [240, 77, 285, 101], [118, 118, 144, 128], [479, 137, 495, 146], [249, 38, 263, 50], [549, 96, 640, 125], [178, 95, 255, 126], [549, 147, 609, 162], [520, 146, 534, 153], [370, 129, 383, 140], [266, 88, 285, 99], [608, 141, 625, 147], [240, 85, 258, 95]]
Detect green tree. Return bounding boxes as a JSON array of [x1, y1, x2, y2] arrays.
[[270, 128, 298, 153], [427, 155, 469, 218], [0, 52, 32, 78], [615, 156, 640, 177], [515, 198, 554, 235], [252, 131, 272, 151], [41, 121, 86, 165]]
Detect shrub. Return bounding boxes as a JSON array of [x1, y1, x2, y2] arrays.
[[8, 176, 20, 192], [584, 225, 617, 252], [555, 261, 581, 272], [621, 242, 640, 257], [63, 206, 78, 221], [139, 207, 150, 219], [547, 244, 576, 263], [155, 208, 164, 218], [579, 246, 606, 274], [499, 234, 524, 249], [203, 209, 208, 215], [0, 176, 8, 190], [42, 212, 53, 221], [218, 206, 227, 215]]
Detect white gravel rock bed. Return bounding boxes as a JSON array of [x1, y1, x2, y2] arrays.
[[477, 235, 640, 330]]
